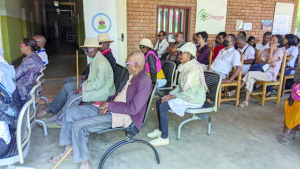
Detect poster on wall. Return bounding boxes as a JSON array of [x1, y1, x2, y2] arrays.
[[83, 0, 119, 64], [195, 0, 228, 34], [243, 23, 252, 31], [261, 20, 273, 31], [273, 15, 290, 35], [272, 2, 294, 35]]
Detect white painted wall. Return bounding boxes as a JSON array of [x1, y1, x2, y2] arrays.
[[0, 0, 7, 16]]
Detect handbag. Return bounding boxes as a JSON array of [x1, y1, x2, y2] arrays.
[[249, 64, 270, 72]]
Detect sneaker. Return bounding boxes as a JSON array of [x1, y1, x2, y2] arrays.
[[149, 137, 169, 146], [147, 129, 162, 138]]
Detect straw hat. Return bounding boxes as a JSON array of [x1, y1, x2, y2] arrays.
[[80, 38, 102, 48], [136, 38, 153, 49], [98, 34, 114, 43], [177, 42, 197, 57]]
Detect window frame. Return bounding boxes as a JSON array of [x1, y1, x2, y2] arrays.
[[156, 5, 191, 42]]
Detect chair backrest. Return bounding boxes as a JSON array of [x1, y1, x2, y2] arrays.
[[161, 61, 176, 87], [204, 72, 221, 110], [113, 63, 125, 90], [142, 83, 158, 127], [236, 54, 244, 82], [278, 52, 288, 81], [40, 67, 46, 73], [29, 81, 41, 120], [208, 48, 213, 70], [16, 93, 34, 164], [255, 49, 260, 59]]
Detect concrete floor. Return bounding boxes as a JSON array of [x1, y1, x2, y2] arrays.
[[23, 83, 300, 169], [11, 39, 300, 169]]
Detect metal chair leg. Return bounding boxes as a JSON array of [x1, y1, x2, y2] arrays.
[[41, 96, 49, 106], [98, 139, 160, 169], [208, 122, 211, 135], [178, 116, 199, 140], [35, 119, 48, 136]]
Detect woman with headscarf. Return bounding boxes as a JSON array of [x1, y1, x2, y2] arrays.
[[147, 42, 208, 146], [16, 38, 45, 103]]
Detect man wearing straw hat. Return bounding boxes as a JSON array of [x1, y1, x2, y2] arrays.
[[48, 52, 152, 169], [37, 38, 115, 127]]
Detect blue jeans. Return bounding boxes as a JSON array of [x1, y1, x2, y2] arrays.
[[156, 99, 171, 139]]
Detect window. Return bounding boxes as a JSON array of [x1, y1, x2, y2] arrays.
[[156, 6, 191, 42]]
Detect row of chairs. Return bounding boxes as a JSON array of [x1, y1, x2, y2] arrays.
[[0, 68, 49, 168]]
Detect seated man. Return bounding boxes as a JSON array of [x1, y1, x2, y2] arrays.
[[210, 34, 242, 82], [37, 38, 115, 126], [48, 52, 152, 169], [212, 32, 227, 62], [64, 33, 116, 84], [154, 31, 169, 58], [33, 35, 48, 65], [256, 31, 272, 54], [162, 32, 185, 65], [236, 35, 255, 75]]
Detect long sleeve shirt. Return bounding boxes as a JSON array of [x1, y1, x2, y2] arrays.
[[107, 70, 152, 131], [81, 51, 116, 102]]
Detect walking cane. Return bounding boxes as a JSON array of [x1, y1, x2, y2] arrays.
[[76, 50, 79, 90], [52, 147, 74, 169]]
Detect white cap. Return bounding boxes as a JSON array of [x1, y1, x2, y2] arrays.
[[177, 42, 197, 57]]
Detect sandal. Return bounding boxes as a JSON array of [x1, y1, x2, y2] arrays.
[[46, 122, 62, 129], [226, 90, 236, 97], [48, 152, 72, 163], [280, 137, 294, 145], [238, 101, 248, 108]]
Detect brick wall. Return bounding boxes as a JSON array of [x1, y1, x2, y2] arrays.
[[127, 0, 298, 53]]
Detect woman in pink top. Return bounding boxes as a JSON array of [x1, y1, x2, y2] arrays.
[[227, 35, 284, 107]]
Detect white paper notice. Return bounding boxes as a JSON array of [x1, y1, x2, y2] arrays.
[[273, 15, 290, 35], [243, 23, 252, 31]]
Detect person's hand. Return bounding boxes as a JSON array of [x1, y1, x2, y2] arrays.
[[270, 42, 277, 51], [74, 88, 82, 94], [98, 102, 109, 114], [222, 79, 231, 83], [161, 94, 173, 103]]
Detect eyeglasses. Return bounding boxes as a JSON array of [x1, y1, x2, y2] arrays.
[[85, 48, 94, 53], [157, 35, 164, 37], [99, 42, 104, 45], [125, 61, 136, 67], [139, 46, 147, 50]]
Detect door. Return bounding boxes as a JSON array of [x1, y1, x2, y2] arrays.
[[116, 0, 127, 66], [83, 0, 127, 65]]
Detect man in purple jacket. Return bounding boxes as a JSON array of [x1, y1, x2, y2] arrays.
[[48, 52, 152, 169]]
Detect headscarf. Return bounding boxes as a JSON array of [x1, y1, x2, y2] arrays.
[[177, 59, 208, 96]]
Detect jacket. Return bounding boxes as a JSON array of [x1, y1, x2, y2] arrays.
[[107, 69, 152, 131]]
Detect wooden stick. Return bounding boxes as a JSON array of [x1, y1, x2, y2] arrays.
[[76, 50, 79, 90], [53, 147, 74, 169]]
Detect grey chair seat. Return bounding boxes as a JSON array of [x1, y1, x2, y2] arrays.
[[185, 101, 215, 114]]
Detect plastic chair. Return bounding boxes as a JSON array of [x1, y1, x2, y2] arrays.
[[0, 94, 35, 168], [97, 83, 160, 169], [176, 72, 221, 139], [251, 53, 287, 106], [208, 47, 214, 70]]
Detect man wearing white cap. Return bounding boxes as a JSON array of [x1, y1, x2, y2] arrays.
[[147, 42, 208, 146], [37, 38, 115, 128]]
